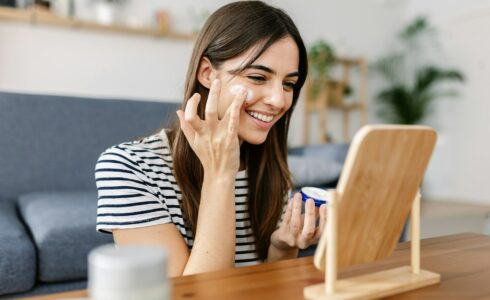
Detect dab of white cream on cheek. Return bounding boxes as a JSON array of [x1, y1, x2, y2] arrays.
[[229, 85, 253, 102]]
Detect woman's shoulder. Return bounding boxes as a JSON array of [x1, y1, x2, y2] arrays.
[[98, 129, 173, 167], [116, 129, 170, 151]]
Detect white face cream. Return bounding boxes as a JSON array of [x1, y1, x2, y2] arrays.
[[229, 84, 253, 102], [302, 187, 329, 201], [301, 186, 330, 207]]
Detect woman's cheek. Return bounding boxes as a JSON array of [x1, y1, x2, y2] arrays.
[[229, 84, 255, 104]]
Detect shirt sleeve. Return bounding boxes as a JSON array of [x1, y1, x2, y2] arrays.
[[95, 146, 171, 233]]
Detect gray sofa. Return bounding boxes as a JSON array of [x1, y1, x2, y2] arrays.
[[0, 91, 347, 298], [0, 92, 180, 298]]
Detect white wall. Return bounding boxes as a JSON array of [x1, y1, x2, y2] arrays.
[[275, 0, 407, 146], [0, 0, 406, 111], [8, 1, 489, 204], [404, 0, 490, 205], [0, 22, 192, 101]]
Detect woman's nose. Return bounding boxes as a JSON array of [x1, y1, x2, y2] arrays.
[[263, 84, 286, 109]]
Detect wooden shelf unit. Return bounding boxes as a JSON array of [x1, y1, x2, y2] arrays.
[[0, 6, 194, 40], [304, 56, 368, 144]]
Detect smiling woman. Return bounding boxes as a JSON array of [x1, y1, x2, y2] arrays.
[[94, 0, 326, 278], [195, 36, 299, 144]]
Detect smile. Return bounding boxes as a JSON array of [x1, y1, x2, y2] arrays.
[[246, 110, 275, 123]]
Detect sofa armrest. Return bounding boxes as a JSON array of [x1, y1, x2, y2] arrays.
[[17, 191, 113, 283], [0, 201, 36, 295]]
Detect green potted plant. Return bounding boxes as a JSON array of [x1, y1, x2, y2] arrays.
[[307, 39, 335, 100], [373, 16, 464, 124]]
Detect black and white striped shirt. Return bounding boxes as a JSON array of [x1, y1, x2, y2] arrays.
[[95, 130, 263, 266]]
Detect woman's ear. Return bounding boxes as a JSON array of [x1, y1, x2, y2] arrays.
[[197, 57, 216, 89]]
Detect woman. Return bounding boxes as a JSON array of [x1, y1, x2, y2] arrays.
[[95, 1, 327, 277]]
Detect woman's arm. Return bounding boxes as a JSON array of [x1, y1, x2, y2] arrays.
[[113, 224, 190, 277], [103, 79, 246, 276], [267, 243, 299, 262], [183, 174, 236, 274], [176, 79, 247, 274], [113, 174, 236, 277]]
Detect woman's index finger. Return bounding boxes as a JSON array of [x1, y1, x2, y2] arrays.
[[227, 87, 247, 134], [205, 79, 221, 120]]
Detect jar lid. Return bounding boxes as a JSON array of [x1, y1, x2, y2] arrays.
[[301, 187, 330, 207], [88, 244, 167, 291]]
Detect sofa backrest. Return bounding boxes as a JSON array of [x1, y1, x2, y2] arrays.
[[0, 92, 180, 202]]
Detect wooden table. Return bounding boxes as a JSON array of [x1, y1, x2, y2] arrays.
[[25, 233, 490, 300]]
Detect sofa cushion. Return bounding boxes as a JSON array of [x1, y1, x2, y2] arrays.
[[0, 92, 179, 202], [287, 143, 349, 188], [288, 155, 343, 187], [0, 280, 87, 299], [18, 191, 113, 282], [0, 201, 36, 295], [288, 143, 349, 163]]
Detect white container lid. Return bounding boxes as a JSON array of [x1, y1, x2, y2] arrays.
[[88, 244, 167, 292]]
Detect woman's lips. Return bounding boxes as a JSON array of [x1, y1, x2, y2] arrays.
[[245, 110, 275, 129]]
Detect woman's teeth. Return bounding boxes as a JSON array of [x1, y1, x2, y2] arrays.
[[247, 111, 274, 123]]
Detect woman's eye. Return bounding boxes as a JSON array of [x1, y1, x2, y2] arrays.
[[283, 82, 296, 90], [247, 75, 265, 83]]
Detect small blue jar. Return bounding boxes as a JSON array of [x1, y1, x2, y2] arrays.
[[300, 187, 330, 207]]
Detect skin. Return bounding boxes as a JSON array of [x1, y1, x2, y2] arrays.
[[211, 36, 298, 145], [113, 36, 327, 277]]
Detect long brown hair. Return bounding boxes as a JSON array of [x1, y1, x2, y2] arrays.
[[167, 1, 308, 260]]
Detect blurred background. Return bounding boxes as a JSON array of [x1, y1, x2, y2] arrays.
[[1, 0, 489, 237]]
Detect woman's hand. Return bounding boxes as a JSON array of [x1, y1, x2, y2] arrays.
[[270, 193, 327, 251], [176, 79, 247, 176]]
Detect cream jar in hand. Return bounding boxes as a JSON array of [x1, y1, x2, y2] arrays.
[[300, 186, 330, 207], [88, 244, 169, 300]]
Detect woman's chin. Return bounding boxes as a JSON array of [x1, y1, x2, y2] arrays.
[[239, 131, 268, 145]]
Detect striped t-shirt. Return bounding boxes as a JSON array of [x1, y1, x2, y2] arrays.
[[95, 129, 264, 266]]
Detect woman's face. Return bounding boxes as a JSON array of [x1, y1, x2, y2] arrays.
[[213, 36, 300, 145]]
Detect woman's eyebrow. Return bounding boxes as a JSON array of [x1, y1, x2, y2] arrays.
[[246, 65, 299, 78]]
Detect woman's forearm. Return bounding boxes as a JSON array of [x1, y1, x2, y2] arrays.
[[267, 243, 299, 263], [183, 173, 236, 275]]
